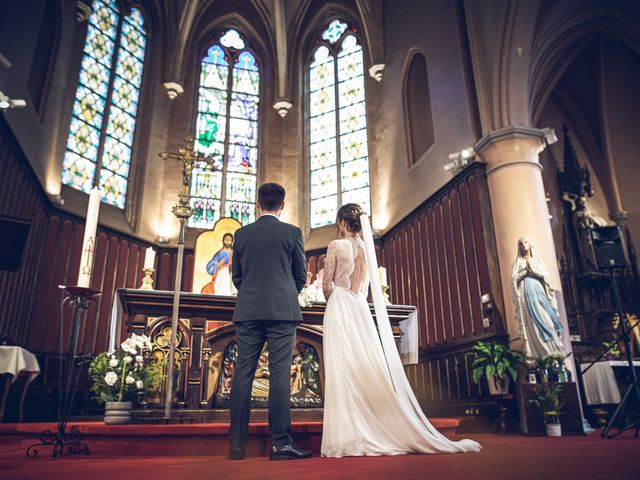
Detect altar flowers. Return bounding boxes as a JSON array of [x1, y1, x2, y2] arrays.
[[88, 333, 162, 405]]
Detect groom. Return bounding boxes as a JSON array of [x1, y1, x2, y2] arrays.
[[228, 182, 312, 461]]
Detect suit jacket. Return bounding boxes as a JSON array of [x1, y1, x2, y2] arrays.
[[231, 215, 307, 322]]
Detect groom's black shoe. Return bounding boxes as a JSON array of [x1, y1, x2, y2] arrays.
[[228, 447, 245, 460], [269, 443, 312, 460]]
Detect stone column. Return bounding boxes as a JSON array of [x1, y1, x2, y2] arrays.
[[475, 127, 573, 359]]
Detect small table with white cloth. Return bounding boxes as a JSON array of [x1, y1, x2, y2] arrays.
[[0, 346, 41, 422], [580, 360, 640, 405]]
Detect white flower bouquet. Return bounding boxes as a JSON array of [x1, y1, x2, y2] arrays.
[[88, 333, 163, 404]]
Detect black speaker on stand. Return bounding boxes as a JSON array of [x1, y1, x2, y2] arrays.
[[589, 226, 640, 438]]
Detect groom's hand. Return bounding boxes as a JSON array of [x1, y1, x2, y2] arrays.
[[292, 228, 307, 293]]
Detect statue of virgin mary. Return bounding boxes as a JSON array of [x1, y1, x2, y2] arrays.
[[512, 237, 566, 359]]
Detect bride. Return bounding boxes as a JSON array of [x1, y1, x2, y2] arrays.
[[321, 203, 481, 457]]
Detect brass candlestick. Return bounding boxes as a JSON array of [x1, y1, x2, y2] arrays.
[[159, 136, 218, 420], [382, 285, 391, 305], [139, 268, 155, 290]]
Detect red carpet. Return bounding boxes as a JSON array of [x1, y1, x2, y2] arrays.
[[0, 429, 637, 480]]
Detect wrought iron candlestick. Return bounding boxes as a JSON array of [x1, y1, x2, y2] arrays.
[[159, 136, 216, 420], [26, 286, 101, 458]]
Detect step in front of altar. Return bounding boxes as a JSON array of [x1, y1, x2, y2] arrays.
[[0, 418, 460, 456]]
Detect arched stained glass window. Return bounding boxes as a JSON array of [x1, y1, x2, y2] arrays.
[[309, 19, 370, 228], [190, 29, 260, 228], [62, 0, 147, 209]]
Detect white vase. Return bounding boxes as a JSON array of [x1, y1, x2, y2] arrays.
[[104, 401, 133, 425], [545, 423, 562, 437], [488, 375, 510, 395]]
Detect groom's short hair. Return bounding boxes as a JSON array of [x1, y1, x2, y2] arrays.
[[258, 183, 285, 211]]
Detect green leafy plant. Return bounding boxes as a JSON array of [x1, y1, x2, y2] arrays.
[[471, 340, 524, 386], [529, 382, 566, 424], [88, 334, 163, 404]]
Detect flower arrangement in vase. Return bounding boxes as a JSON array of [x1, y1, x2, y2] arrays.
[[88, 333, 163, 424]]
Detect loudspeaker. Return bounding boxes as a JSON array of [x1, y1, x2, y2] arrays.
[[0, 215, 32, 272], [590, 226, 628, 270]]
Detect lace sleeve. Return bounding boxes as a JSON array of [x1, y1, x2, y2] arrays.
[[323, 241, 338, 300]]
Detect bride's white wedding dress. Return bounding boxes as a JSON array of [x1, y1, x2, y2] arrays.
[[320, 215, 481, 457]]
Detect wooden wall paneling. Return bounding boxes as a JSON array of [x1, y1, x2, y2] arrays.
[[157, 252, 172, 291], [386, 236, 397, 304], [398, 231, 408, 305], [467, 174, 492, 310], [411, 218, 428, 348], [459, 182, 484, 336], [182, 253, 194, 292], [443, 194, 463, 341], [90, 235, 120, 354], [126, 243, 140, 288], [473, 171, 506, 333], [42, 219, 74, 353], [397, 232, 408, 305], [391, 235, 403, 305], [62, 224, 84, 351], [450, 189, 473, 339], [426, 207, 442, 345], [435, 203, 454, 343], [412, 217, 425, 346], [94, 238, 130, 353], [16, 200, 46, 345], [406, 223, 419, 317], [419, 212, 435, 348], [29, 216, 60, 351]]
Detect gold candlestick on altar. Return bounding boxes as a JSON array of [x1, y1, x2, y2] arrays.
[[159, 136, 217, 420], [139, 247, 156, 290], [139, 268, 155, 290]]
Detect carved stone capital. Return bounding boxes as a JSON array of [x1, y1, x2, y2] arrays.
[[76, 0, 93, 22], [368, 63, 385, 82], [163, 81, 184, 100], [273, 100, 293, 118]]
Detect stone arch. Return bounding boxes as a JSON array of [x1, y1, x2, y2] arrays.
[[402, 49, 435, 167]]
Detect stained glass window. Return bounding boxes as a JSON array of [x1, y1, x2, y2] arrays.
[[190, 29, 260, 228], [62, 0, 147, 209], [309, 20, 370, 228]]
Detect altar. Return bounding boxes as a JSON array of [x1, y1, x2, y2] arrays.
[[110, 289, 417, 421]]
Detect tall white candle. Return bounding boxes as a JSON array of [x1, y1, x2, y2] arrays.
[[378, 266, 388, 287], [143, 247, 156, 270], [77, 188, 101, 287]]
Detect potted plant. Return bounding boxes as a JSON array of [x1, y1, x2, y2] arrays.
[[471, 340, 523, 395], [529, 382, 565, 436], [88, 333, 162, 424]]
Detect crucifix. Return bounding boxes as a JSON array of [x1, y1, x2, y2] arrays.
[[159, 136, 218, 420], [80, 237, 95, 275]]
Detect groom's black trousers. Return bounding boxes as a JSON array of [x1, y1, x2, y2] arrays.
[[229, 320, 298, 448]]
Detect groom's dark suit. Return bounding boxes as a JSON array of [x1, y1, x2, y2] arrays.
[[229, 214, 307, 449]]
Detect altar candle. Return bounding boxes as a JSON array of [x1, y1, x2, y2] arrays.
[[77, 187, 101, 287], [378, 266, 388, 287], [143, 247, 156, 270]]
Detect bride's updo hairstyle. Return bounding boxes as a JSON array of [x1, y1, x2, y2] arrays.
[[336, 203, 364, 234]]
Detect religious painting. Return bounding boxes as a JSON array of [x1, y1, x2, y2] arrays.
[[193, 217, 242, 295]]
